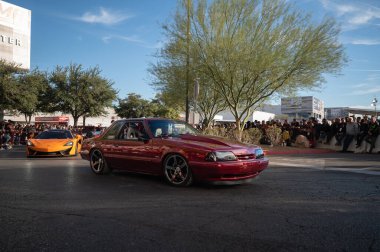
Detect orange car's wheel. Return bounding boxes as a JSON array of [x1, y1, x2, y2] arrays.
[[90, 149, 111, 174]]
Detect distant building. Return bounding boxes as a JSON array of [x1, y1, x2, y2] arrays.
[[325, 107, 378, 120], [281, 96, 324, 120], [215, 110, 275, 123], [4, 107, 120, 127], [0, 0, 31, 69]]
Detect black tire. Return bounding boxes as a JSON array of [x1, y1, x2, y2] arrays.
[[90, 149, 111, 174], [163, 154, 193, 186]]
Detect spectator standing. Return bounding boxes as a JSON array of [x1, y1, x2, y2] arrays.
[[342, 117, 358, 152], [365, 117, 379, 153], [290, 119, 300, 142], [332, 118, 345, 146], [356, 117, 369, 147]]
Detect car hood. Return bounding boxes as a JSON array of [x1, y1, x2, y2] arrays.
[[162, 134, 258, 151], [30, 139, 73, 146]]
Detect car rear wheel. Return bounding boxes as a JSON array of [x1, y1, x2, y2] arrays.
[[90, 149, 111, 174], [163, 154, 193, 186]]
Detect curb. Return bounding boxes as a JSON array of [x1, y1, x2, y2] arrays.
[[263, 147, 336, 155]]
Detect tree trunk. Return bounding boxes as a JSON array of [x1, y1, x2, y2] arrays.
[[235, 118, 243, 141], [73, 116, 79, 127], [0, 109, 4, 122], [82, 116, 86, 127], [24, 114, 32, 124]]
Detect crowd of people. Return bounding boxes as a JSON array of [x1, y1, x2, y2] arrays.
[[242, 116, 379, 153], [0, 120, 104, 150], [2, 116, 380, 153]]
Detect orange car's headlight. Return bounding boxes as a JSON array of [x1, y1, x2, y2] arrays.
[[27, 140, 34, 146], [64, 141, 74, 146]]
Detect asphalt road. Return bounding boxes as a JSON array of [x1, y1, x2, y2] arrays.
[[0, 146, 379, 251]]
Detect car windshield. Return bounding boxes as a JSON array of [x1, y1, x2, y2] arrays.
[[148, 120, 199, 138], [35, 130, 73, 139]]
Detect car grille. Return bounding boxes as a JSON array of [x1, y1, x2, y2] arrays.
[[28, 148, 72, 156], [236, 154, 255, 160]]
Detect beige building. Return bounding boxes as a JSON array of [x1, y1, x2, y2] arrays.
[[0, 0, 31, 69]]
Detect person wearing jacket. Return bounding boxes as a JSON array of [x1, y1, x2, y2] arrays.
[[365, 117, 379, 153], [342, 117, 358, 152]]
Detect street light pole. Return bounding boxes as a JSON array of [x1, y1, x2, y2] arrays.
[[185, 0, 191, 123], [372, 97, 378, 118]]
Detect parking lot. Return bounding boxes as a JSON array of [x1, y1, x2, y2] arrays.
[[0, 146, 379, 251]]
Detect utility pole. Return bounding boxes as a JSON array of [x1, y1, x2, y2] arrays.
[[185, 0, 191, 123], [372, 97, 378, 118]]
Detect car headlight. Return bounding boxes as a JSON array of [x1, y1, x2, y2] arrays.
[[27, 140, 34, 146], [64, 141, 74, 146], [255, 148, 264, 159], [205, 151, 237, 162]]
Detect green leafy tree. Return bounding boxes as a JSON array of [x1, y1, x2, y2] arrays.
[[196, 78, 227, 129], [156, 0, 346, 139], [149, 0, 226, 126], [115, 93, 181, 119], [49, 63, 117, 127], [114, 93, 152, 118], [80, 67, 118, 126], [150, 94, 181, 119], [14, 69, 49, 123], [0, 59, 26, 121]]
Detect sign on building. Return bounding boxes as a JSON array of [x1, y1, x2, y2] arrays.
[[281, 96, 324, 119], [325, 107, 349, 120], [0, 0, 31, 69]]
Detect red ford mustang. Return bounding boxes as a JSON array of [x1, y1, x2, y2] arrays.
[[80, 118, 268, 186]]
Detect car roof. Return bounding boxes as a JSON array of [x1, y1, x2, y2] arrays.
[[46, 129, 70, 132], [42, 129, 72, 134]]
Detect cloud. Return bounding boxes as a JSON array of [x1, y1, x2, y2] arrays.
[[344, 73, 380, 96], [350, 39, 380, 45], [341, 36, 380, 46], [365, 73, 380, 81], [101, 35, 162, 49], [319, 0, 380, 29], [336, 4, 358, 16], [346, 86, 380, 96], [75, 7, 132, 25], [102, 35, 143, 44], [349, 69, 380, 72]]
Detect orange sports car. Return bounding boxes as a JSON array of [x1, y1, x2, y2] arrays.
[[27, 129, 82, 157]]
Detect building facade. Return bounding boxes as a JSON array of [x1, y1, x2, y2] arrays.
[[325, 107, 378, 120], [0, 0, 31, 69], [281, 96, 324, 120]]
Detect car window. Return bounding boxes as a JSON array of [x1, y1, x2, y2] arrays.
[[148, 120, 199, 138], [119, 122, 148, 140], [35, 130, 72, 139], [103, 121, 125, 140]]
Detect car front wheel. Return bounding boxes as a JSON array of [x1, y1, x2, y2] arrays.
[[90, 149, 111, 174], [163, 154, 193, 186]]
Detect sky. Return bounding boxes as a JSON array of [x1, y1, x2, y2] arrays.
[[6, 0, 380, 110]]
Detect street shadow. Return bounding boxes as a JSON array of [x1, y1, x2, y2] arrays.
[[0, 145, 81, 160]]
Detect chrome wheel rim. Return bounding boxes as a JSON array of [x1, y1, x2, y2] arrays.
[[90, 150, 103, 172], [164, 155, 189, 185]]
